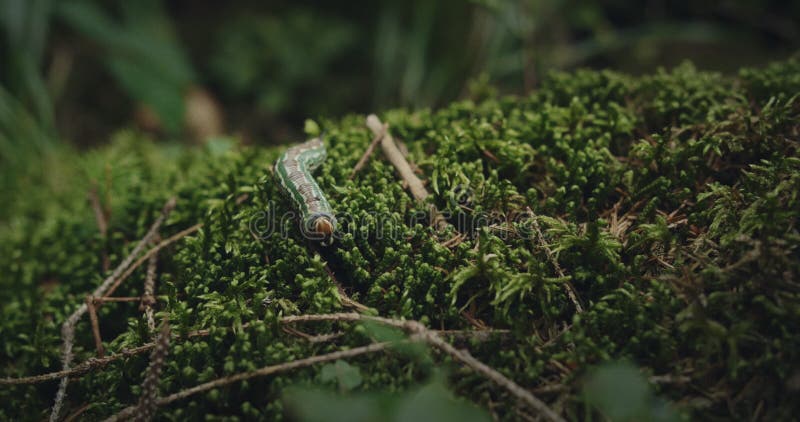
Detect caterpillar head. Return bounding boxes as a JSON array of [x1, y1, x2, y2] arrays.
[[315, 217, 334, 236], [305, 213, 337, 246]]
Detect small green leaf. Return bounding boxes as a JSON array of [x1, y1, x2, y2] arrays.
[[319, 360, 363, 391], [305, 119, 321, 137]]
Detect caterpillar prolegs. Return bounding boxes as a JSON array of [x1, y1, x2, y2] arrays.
[[274, 137, 337, 245]]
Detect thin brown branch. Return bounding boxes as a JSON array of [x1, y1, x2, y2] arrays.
[[440, 233, 466, 249], [350, 122, 388, 178], [140, 237, 160, 334], [272, 313, 564, 421], [104, 163, 113, 222], [411, 323, 564, 422], [335, 282, 369, 312], [85, 296, 105, 358], [88, 185, 108, 237], [104, 223, 202, 299], [366, 114, 447, 231], [318, 256, 371, 312], [366, 115, 427, 201], [527, 207, 583, 314], [4, 314, 505, 387], [49, 197, 177, 422], [282, 326, 345, 344], [105, 313, 561, 421], [438, 328, 510, 341], [2, 318, 323, 386], [95, 297, 142, 303], [63, 403, 92, 422], [89, 184, 110, 271], [2, 344, 157, 386], [133, 321, 170, 422], [104, 342, 391, 422]]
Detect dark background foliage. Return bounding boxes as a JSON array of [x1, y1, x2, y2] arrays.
[[1, 0, 798, 147]]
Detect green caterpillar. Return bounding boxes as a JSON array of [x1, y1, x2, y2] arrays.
[[274, 136, 336, 245]]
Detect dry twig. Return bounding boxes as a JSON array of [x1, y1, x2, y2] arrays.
[[49, 197, 177, 422], [282, 326, 345, 344], [88, 184, 110, 271], [366, 114, 447, 230], [366, 115, 427, 201], [104, 223, 203, 298], [132, 321, 170, 422], [140, 237, 160, 333], [104, 342, 392, 422], [95, 297, 141, 303], [1, 344, 157, 386], [85, 296, 105, 358], [88, 185, 108, 237], [63, 403, 92, 422], [6, 314, 507, 385], [267, 313, 564, 421], [350, 122, 388, 178], [316, 254, 371, 312]]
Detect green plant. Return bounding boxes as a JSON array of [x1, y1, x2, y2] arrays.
[[1, 56, 799, 421]]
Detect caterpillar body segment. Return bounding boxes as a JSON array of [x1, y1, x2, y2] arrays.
[[274, 137, 337, 245]]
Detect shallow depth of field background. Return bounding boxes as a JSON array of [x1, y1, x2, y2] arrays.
[[1, 0, 799, 213], [2, 0, 798, 144]]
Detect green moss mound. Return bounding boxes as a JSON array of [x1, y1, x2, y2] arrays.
[[2, 57, 799, 421]]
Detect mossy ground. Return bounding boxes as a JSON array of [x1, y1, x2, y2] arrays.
[[1, 57, 799, 421]]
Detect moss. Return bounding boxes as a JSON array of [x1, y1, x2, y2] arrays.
[[1, 56, 799, 421]]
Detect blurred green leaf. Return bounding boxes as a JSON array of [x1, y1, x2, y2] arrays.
[[56, 0, 194, 133], [285, 379, 490, 422], [393, 382, 490, 422], [360, 320, 431, 363], [320, 360, 363, 391], [209, 9, 356, 115], [1, 0, 55, 131], [583, 361, 679, 422], [360, 320, 405, 344], [284, 388, 381, 422]]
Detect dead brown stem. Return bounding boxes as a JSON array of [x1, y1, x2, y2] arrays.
[[104, 342, 392, 422], [132, 321, 170, 422], [49, 197, 177, 422], [63, 403, 92, 422], [6, 314, 507, 387], [418, 327, 564, 422], [141, 237, 160, 334], [318, 256, 371, 312], [104, 223, 202, 299], [350, 122, 388, 178], [85, 296, 105, 358], [89, 184, 110, 272], [275, 313, 564, 421], [282, 326, 345, 344], [95, 297, 142, 303], [88, 185, 108, 237], [366, 115, 427, 201], [366, 114, 447, 230]]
